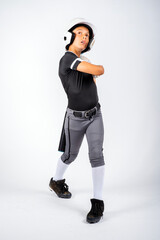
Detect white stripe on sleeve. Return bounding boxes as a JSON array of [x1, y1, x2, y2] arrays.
[[70, 58, 83, 69]]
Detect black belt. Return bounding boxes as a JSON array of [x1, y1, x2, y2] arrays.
[[73, 102, 101, 119]]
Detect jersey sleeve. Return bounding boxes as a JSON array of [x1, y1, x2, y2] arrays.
[[70, 57, 84, 70], [60, 53, 84, 74]]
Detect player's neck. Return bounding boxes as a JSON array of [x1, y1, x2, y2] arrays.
[[68, 46, 81, 58]]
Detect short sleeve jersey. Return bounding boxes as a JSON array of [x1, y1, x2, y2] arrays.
[[58, 51, 99, 111]]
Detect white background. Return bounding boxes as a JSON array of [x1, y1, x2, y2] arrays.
[[0, 0, 160, 239]]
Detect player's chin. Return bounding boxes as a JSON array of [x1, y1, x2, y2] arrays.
[[79, 45, 87, 52]]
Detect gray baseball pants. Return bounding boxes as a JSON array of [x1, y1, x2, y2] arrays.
[[61, 106, 105, 168]]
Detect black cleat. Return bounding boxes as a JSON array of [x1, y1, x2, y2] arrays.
[[49, 178, 72, 199], [86, 198, 104, 223]]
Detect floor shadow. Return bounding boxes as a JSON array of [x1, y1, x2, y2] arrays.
[[106, 197, 160, 221]]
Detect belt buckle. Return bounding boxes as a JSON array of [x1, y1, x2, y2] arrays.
[[84, 110, 91, 118], [84, 107, 97, 119]]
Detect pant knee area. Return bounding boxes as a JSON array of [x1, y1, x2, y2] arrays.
[[61, 152, 78, 165], [90, 156, 105, 168], [89, 148, 105, 168]]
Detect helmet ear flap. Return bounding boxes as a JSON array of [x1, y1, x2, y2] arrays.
[[64, 31, 76, 50], [64, 31, 72, 44], [89, 38, 95, 49]]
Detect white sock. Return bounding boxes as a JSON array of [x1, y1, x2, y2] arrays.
[[53, 157, 69, 181], [92, 165, 105, 200]]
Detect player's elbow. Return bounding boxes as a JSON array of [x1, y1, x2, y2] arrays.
[[101, 66, 104, 75], [97, 65, 104, 76]]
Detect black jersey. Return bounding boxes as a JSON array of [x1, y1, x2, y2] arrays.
[[58, 51, 99, 111]]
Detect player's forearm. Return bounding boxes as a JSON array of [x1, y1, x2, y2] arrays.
[[91, 65, 104, 76]]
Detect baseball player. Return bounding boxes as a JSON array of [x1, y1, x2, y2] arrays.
[[49, 18, 105, 224]]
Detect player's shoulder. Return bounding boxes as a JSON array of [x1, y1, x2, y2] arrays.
[[61, 51, 77, 61], [60, 51, 78, 67], [80, 55, 91, 63]]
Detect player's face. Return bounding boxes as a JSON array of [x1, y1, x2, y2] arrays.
[[72, 26, 90, 51]]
